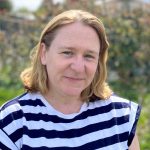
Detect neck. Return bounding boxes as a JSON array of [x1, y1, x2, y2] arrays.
[[44, 92, 84, 114]]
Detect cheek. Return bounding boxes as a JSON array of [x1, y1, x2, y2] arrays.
[[87, 64, 98, 78], [47, 60, 65, 76]]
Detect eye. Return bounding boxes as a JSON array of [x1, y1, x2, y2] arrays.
[[62, 50, 74, 57], [84, 54, 95, 59]]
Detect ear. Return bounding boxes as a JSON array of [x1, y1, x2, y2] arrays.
[[40, 43, 47, 65]]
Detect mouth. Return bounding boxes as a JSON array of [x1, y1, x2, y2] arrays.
[[64, 76, 85, 81]]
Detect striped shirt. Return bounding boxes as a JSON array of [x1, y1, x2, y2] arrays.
[[0, 92, 141, 150]]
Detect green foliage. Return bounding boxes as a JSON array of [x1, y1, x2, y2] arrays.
[[138, 94, 150, 150], [141, 134, 150, 150], [0, 0, 12, 11], [103, 13, 150, 98], [0, 87, 24, 106], [110, 81, 139, 101]]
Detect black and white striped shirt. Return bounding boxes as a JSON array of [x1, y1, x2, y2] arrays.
[[0, 92, 141, 150]]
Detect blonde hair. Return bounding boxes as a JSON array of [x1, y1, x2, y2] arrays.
[[20, 10, 112, 101]]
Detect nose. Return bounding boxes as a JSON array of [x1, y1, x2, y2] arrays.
[[70, 56, 85, 73]]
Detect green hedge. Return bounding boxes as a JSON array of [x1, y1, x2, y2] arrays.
[[0, 87, 24, 106]]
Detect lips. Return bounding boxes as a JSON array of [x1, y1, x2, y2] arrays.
[[64, 76, 85, 81]]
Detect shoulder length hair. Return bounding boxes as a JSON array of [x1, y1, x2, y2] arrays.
[[20, 10, 112, 101]]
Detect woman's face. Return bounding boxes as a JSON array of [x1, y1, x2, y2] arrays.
[[40, 22, 100, 99]]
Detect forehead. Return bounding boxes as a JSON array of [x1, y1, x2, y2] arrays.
[[55, 21, 97, 36], [50, 22, 100, 50]]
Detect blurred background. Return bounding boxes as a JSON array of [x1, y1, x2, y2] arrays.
[[0, 0, 150, 149]]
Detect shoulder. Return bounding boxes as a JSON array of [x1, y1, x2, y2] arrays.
[[0, 92, 45, 119], [0, 92, 47, 149], [90, 94, 139, 109], [89, 94, 141, 119], [0, 92, 28, 144], [89, 94, 141, 147], [0, 92, 27, 117], [108, 94, 141, 113], [103, 94, 140, 110], [95, 94, 141, 130]]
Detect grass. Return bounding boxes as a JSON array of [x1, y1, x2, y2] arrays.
[[138, 94, 150, 150], [0, 87, 24, 106]]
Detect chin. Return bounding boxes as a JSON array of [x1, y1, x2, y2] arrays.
[[63, 88, 83, 97]]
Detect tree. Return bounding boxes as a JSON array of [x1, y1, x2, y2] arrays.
[[0, 0, 12, 13], [104, 8, 150, 100]]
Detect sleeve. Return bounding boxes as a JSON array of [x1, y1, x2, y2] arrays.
[[127, 101, 141, 146], [0, 130, 18, 150], [0, 101, 23, 150]]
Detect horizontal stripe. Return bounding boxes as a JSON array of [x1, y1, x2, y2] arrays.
[[24, 102, 129, 123], [22, 132, 128, 149], [9, 128, 23, 143], [3, 118, 23, 135], [0, 110, 23, 128], [0, 130, 18, 150], [22, 122, 129, 148], [0, 104, 21, 119], [19, 99, 45, 107], [0, 142, 11, 150], [23, 115, 129, 139], [23, 107, 129, 131]]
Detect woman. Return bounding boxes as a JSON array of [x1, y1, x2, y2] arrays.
[[0, 10, 141, 150]]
